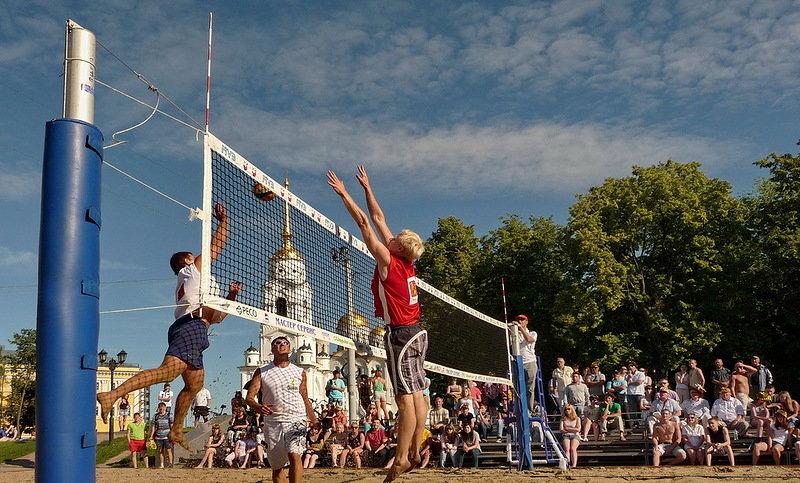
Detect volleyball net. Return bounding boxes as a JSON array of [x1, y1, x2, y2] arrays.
[[200, 133, 511, 385]]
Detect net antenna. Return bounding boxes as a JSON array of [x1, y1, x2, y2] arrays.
[[200, 133, 513, 387], [205, 12, 213, 133]]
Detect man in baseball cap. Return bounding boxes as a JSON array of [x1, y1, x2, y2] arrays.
[[511, 314, 538, 412]]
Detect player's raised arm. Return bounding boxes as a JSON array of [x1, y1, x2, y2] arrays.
[[327, 170, 390, 268], [356, 165, 393, 244], [195, 202, 229, 270], [208, 202, 229, 262]]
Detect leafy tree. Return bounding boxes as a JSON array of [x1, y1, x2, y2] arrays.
[[1, 329, 37, 435], [416, 216, 481, 303], [563, 161, 748, 373], [741, 151, 800, 386], [475, 216, 572, 369]]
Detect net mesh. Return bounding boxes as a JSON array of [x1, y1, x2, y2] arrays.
[[203, 133, 510, 384]]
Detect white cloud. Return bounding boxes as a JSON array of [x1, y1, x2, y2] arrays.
[[0, 170, 40, 200], [100, 260, 147, 271], [220, 102, 742, 196], [455, 0, 800, 107], [0, 245, 36, 267]]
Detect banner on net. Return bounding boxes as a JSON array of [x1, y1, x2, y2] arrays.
[[204, 297, 356, 350]]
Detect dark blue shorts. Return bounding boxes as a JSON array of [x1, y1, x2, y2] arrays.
[[155, 438, 173, 450], [165, 314, 209, 369]]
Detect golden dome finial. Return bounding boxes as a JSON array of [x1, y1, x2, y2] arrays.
[[270, 176, 304, 260]]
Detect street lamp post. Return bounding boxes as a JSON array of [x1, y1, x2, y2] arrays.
[[332, 246, 360, 422], [98, 349, 127, 441]]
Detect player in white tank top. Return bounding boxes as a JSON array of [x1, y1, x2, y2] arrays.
[[259, 362, 306, 423], [246, 336, 318, 480]]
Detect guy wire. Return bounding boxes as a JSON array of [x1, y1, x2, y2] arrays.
[[96, 38, 204, 131]]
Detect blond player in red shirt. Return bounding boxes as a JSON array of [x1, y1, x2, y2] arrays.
[[328, 166, 426, 483]]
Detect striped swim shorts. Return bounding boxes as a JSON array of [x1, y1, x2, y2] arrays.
[[384, 323, 428, 395]]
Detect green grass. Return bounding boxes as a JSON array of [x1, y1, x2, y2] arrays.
[[96, 436, 129, 464], [0, 440, 36, 462]]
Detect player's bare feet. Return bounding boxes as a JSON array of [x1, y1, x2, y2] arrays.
[[169, 429, 191, 451], [96, 393, 114, 424], [384, 458, 412, 483], [404, 454, 422, 474]]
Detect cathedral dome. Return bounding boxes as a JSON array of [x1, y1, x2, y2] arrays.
[[270, 244, 304, 261], [337, 312, 369, 332], [369, 326, 386, 347]]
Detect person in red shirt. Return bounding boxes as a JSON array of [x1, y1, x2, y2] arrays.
[[328, 166, 426, 483]]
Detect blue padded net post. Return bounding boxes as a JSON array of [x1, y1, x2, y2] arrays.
[[36, 119, 103, 483]]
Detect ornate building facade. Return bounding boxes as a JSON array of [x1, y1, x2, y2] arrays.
[[237, 179, 393, 420]]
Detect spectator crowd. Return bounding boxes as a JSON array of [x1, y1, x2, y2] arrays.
[[545, 355, 799, 467], [119, 352, 798, 470]]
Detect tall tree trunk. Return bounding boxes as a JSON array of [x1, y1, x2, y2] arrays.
[[14, 374, 30, 439]]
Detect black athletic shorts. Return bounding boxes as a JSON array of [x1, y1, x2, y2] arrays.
[[193, 406, 210, 417]]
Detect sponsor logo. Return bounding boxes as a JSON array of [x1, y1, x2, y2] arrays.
[[235, 305, 259, 318], [221, 144, 237, 162], [332, 335, 354, 347], [273, 316, 317, 336], [241, 161, 256, 177], [408, 277, 419, 305]]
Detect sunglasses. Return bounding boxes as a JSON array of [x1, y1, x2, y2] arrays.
[[272, 340, 290, 346]]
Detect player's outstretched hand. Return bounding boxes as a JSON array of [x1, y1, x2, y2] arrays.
[[213, 202, 227, 221], [356, 165, 371, 191], [327, 171, 346, 196], [229, 281, 243, 295]]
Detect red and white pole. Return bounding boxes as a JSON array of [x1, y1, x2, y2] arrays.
[[205, 12, 213, 132]]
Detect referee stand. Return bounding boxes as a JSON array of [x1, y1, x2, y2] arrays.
[[507, 355, 568, 470]]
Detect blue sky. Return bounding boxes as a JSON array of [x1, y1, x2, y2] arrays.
[[1, 0, 799, 410]]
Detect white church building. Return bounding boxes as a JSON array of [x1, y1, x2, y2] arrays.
[[237, 179, 393, 420]]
